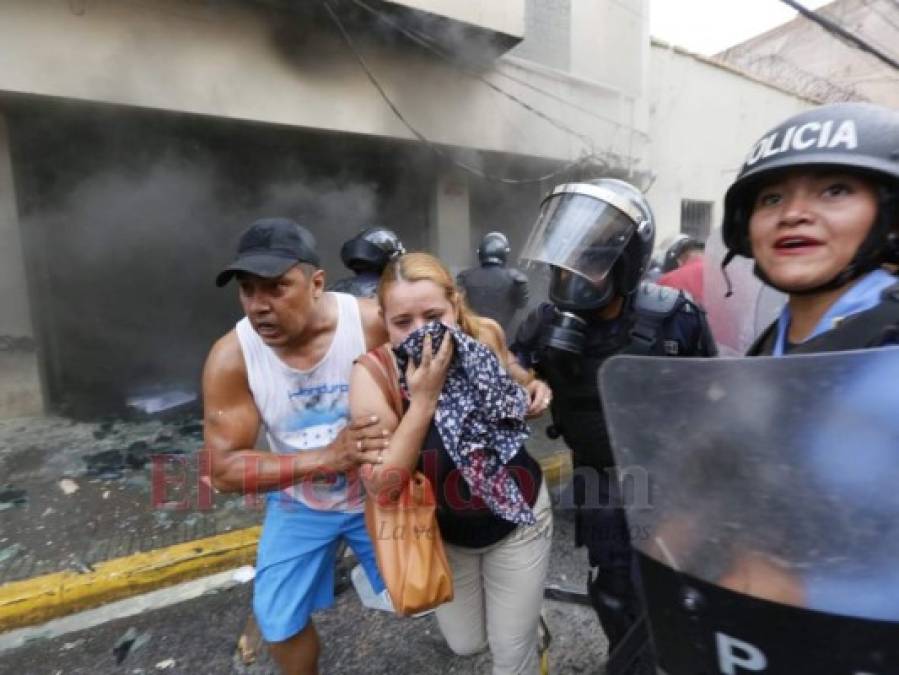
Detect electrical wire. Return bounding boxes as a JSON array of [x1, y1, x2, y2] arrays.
[[349, 0, 596, 148], [351, 0, 649, 141], [779, 0, 899, 71], [322, 0, 607, 185]]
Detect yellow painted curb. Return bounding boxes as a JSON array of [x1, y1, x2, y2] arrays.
[[0, 454, 571, 633], [0, 526, 261, 632]]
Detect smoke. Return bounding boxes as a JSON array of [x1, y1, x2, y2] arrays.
[[9, 105, 406, 418]]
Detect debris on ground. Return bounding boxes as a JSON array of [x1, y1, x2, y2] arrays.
[[177, 421, 203, 437], [126, 390, 196, 416], [84, 450, 129, 479], [83, 442, 187, 480], [0, 543, 25, 565], [58, 478, 79, 495], [112, 627, 153, 665], [155, 658, 176, 670], [0, 487, 27, 510]]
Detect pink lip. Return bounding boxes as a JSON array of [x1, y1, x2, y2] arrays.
[[773, 235, 823, 255]]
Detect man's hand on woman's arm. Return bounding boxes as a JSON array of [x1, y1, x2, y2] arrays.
[[202, 332, 383, 493]]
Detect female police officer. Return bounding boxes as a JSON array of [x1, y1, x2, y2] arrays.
[[716, 100, 899, 613], [721, 101, 899, 354]]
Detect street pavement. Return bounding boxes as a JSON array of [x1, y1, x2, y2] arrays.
[[1, 411, 606, 673], [0, 412, 568, 585], [0, 504, 607, 674]]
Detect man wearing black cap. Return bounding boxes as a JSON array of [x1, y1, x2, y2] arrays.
[[203, 218, 391, 674]]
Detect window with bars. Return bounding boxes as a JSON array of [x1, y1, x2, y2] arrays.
[[680, 199, 713, 241]]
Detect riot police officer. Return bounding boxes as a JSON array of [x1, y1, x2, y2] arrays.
[[597, 103, 899, 675], [511, 178, 716, 672], [661, 234, 704, 274], [329, 227, 405, 298], [456, 231, 529, 334]]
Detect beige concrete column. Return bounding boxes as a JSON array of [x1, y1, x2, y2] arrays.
[[0, 112, 44, 418], [428, 167, 472, 275]]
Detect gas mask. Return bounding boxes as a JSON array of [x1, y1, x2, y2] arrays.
[[541, 308, 588, 355]]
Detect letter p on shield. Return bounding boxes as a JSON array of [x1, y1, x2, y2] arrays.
[[716, 633, 767, 674]]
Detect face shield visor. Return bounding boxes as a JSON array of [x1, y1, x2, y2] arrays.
[[520, 184, 640, 310]]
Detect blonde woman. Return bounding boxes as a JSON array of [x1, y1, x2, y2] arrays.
[[349, 252, 552, 674]]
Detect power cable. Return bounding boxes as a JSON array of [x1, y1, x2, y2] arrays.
[[322, 0, 606, 185], [349, 0, 596, 148], [779, 0, 899, 71], [351, 0, 649, 140]]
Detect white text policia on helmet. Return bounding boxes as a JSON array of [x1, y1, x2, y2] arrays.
[[744, 119, 858, 167]]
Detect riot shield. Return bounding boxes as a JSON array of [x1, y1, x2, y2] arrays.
[[703, 227, 784, 356], [599, 349, 899, 674]]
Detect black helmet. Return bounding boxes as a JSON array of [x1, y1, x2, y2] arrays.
[[478, 232, 511, 265], [340, 227, 405, 274], [722, 102, 899, 291], [661, 234, 704, 273], [521, 178, 655, 312]]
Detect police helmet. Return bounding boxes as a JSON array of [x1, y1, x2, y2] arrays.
[[722, 102, 899, 290], [478, 232, 511, 265], [340, 227, 405, 274], [521, 178, 655, 312], [662, 234, 704, 273]]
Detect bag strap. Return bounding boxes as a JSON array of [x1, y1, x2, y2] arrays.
[[356, 345, 404, 419]]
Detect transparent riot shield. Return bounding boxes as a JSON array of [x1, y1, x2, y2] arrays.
[[703, 227, 784, 356], [599, 349, 899, 675]]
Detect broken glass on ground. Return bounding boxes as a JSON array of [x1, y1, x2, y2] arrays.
[[83, 443, 186, 479], [0, 487, 27, 510], [112, 627, 153, 665], [0, 543, 26, 565]]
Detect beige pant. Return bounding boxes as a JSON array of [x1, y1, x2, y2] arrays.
[[435, 482, 554, 675]]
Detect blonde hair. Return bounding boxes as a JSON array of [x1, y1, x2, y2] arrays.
[[378, 252, 506, 358]]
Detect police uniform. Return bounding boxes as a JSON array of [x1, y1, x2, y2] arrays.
[[456, 263, 529, 333], [512, 282, 715, 650], [749, 278, 899, 356], [514, 178, 720, 672], [614, 103, 899, 673], [329, 227, 405, 298]]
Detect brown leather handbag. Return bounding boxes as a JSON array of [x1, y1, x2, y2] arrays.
[[356, 345, 454, 616]]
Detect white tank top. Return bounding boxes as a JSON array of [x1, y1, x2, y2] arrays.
[[236, 292, 367, 511]]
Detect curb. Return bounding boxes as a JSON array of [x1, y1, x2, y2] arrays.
[[0, 527, 261, 632], [0, 454, 572, 633]]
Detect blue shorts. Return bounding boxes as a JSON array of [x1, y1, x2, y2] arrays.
[[253, 493, 385, 643]]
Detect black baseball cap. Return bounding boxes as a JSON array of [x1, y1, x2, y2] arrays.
[[216, 218, 320, 287]]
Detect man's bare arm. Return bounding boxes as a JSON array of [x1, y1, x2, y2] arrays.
[[202, 331, 383, 493]]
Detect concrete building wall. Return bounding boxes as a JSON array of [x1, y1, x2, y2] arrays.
[[717, 0, 899, 106], [0, 0, 638, 165], [387, 0, 525, 37], [429, 169, 472, 273], [0, 0, 654, 418], [647, 41, 813, 247], [0, 114, 43, 417], [571, 0, 650, 101], [511, 0, 573, 71]]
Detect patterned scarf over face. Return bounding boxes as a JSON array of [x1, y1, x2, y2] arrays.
[[393, 322, 535, 525]]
